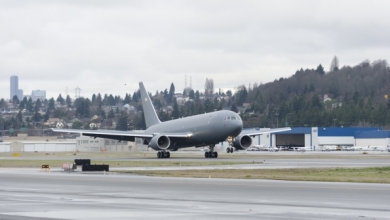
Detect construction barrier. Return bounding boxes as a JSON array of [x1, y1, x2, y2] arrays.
[[82, 164, 109, 172], [41, 164, 50, 172], [74, 159, 91, 166], [12, 153, 20, 157], [62, 162, 77, 171]]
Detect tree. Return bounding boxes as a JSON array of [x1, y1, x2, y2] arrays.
[[19, 97, 27, 110], [56, 94, 65, 105], [72, 121, 83, 129], [107, 109, 115, 119], [330, 56, 339, 72], [168, 83, 175, 103], [189, 90, 195, 99], [171, 98, 180, 119], [230, 103, 238, 113], [66, 95, 72, 108], [316, 64, 325, 75], [12, 95, 19, 105], [48, 98, 55, 110], [26, 97, 33, 112], [204, 78, 214, 98], [115, 111, 128, 131], [34, 99, 42, 112]]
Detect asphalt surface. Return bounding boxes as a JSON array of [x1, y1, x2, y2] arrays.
[[1, 168, 390, 220]]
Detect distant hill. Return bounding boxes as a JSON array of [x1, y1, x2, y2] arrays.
[[240, 60, 390, 128]]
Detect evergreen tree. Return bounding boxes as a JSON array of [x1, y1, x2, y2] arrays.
[[48, 98, 55, 110], [230, 103, 238, 113], [66, 95, 72, 108], [115, 111, 128, 131], [168, 83, 175, 103], [316, 64, 325, 75], [171, 98, 180, 119], [56, 94, 65, 105]]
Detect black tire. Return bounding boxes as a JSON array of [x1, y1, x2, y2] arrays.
[[227, 148, 230, 153], [205, 152, 208, 158], [167, 152, 170, 158], [157, 152, 161, 158], [214, 152, 218, 158]]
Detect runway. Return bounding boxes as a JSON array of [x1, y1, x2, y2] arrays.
[[1, 169, 390, 219]]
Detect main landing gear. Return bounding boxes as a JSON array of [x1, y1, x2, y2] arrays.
[[205, 144, 218, 158], [157, 151, 170, 158], [226, 147, 234, 153], [205, 151, 218, 158]]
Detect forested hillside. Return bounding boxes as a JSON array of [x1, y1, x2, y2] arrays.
[[242, 59, 390, 128], [2, 60, 390, 132]]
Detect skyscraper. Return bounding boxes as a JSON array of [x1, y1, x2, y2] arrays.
[[10, 75, 18, 100], [10, 75, 23, 101]]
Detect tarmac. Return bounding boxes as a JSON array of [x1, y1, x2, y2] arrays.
[[1, 168, 390, 220], [1, 151, 390, 219]]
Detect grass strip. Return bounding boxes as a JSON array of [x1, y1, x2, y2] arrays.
[[118, 167, 390, 184]]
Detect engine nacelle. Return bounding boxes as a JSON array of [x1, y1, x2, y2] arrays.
[[232, 135, 252, 150], [148, 135, 171, 151]]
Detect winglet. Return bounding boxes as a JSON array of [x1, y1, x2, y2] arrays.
[[139, 82, 161, 128]]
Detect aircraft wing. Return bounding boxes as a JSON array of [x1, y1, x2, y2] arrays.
[[240, 127, 291, 137], [51, 128, 192, 142]]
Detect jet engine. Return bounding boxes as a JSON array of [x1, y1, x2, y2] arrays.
[[232, 135, 252, 150], [148, 135, 171, 151]]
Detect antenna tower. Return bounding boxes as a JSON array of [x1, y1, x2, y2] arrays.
[[74, 86, 81, 99]]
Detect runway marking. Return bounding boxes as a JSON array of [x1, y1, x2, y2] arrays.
[[2, 172, 390, 192]]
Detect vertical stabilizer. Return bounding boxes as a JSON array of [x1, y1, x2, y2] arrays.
[[139, 82, 161, 128]]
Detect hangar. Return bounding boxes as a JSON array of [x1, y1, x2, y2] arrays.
[[253, 127, 383, 150]]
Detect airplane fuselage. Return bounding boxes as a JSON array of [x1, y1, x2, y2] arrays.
[[145, 110, 242, 149]]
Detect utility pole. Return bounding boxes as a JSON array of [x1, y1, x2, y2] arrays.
[[276, 113, 279, 128], [285, 113, 293, 127]]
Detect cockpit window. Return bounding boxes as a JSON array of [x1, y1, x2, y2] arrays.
[[224, 116, 240, 120]]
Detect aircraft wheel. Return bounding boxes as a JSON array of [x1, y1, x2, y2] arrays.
[[157, 152, 161, 158], [226, 148, 230, 153], [164, 151, 170, 158], [214, 152, 218, 158], [167, 152, 170, 158]]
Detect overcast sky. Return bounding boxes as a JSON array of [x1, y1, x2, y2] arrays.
[[1, 0, 389, 100]]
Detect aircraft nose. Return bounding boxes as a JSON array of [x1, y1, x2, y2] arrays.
[[231, 120, 242, 136]]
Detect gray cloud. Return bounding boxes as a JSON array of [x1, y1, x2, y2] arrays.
[[0, 0, 389, 99]]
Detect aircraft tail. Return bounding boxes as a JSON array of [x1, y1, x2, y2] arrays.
[[139, 82, 161, 128]]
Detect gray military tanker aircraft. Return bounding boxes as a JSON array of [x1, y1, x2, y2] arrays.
[[52, 82, 290, 158]]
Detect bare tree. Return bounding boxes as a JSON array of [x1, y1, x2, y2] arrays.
[[204, 78, 214, 98], [330, 56, 339, 72]]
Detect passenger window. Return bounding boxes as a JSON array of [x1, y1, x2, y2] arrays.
[[231, 116, 236, 120]]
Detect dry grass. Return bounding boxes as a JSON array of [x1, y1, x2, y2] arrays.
[[120, 167, 390, 184]]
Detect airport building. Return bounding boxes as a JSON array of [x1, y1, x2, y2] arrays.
[[253, 127, 387, 150]]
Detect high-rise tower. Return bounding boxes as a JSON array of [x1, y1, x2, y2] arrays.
[[10, 75, 18, 100]]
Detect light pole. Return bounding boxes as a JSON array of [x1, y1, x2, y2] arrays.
[[285, 113, 293, 127], [275, 113, 279, 128], [333, 119, 337, 127]]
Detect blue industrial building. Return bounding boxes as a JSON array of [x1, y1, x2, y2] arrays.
[[254, 127, 387, 151]]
